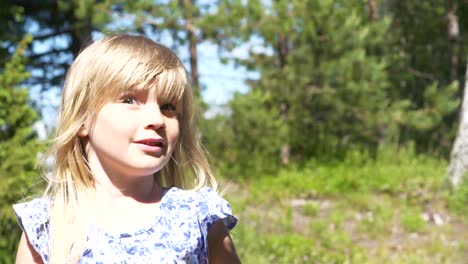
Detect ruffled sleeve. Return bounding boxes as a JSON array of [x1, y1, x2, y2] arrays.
[[13, 198, 50, 263], [197, 187, 238, 232]]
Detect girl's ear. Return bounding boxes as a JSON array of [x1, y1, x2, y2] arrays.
[[78, 125, 89, 137]]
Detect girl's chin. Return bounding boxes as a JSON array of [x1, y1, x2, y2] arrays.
[[133, 162, 170, 175]]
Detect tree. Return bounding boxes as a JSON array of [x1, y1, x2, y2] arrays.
[[115, 0, 218, 99], [15, 0, 116, 88], [202, 0, 408, 173], [198, 0, 468, 177], [0, 36, 43, 262], [0, 0, 117, 131], [448, 59, 468, 186], [386, 0, 465, 154]]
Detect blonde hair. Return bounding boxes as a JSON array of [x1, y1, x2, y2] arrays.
[[43, 34, 216, 263]]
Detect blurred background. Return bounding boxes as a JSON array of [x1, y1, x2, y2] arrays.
[[0, 0, 467, 263]]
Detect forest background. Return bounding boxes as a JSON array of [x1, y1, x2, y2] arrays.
[[0, 0, 467, 263]]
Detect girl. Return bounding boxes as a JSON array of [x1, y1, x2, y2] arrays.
[[14, 34, 240, 263]]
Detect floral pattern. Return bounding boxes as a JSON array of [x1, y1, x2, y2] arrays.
[[13, 187, 237, 263]]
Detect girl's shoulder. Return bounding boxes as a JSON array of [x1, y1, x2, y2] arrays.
[[13, 197, 50, 227], [13, 197, 50, 262], [162, 187, 238, 230]]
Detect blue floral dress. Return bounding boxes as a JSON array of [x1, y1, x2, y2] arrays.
[[13, 187, 237, 263]]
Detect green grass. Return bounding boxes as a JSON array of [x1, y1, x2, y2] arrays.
[[223, 146, 468, 263], [401, 207, 426, 233], [301, 202, 319, 217]]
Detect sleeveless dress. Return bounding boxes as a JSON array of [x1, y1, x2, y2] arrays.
[[13, 187, 237, 263]]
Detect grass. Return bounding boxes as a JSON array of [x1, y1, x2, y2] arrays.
[[222, 146, 468, 263]]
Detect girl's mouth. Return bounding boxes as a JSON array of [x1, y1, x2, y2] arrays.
[[134, 138, 165, 153], [135, 138, 164, 147]]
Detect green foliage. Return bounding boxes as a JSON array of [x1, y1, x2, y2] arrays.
[[301, 202, 319, 217], [447, 180, 468, 217], [402, 82, 459, 131], [247, 144, 446, 200], [228, 145, 467, 263], [232, 224, 366, 263], [205, 90, 285, 177], [204, 1, 406, 175], [385, 0, 467, 154], [401, 207, 426, 233], [0, 36, 43, 262], [260, 234, 323, 263], [0, 4, 25, 61], [2, 0, 117, 92], [201, 0, 465, 179]]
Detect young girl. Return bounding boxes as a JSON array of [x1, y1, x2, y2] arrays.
[[14, 34, 240, 263]]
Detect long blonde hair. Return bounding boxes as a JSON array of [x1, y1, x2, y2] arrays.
[[43, 34, 216, 263]]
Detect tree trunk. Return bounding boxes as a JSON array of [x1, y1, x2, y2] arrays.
[[183, 0, 200, 97], [280, 102, 290, 165], [368, 0, 379, 21], [445, 0, 459, 83], [367, 0, 388, 146], [70, 16, 93, 58], [277, 33, 290, 165], [448, 59, 468, 186]]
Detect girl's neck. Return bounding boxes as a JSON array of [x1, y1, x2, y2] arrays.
[[88, 179, 164, 234], [94, 176, 162, 205], [83, 142, 163, 204]]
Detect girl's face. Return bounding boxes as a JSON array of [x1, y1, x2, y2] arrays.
[[80, 88, 180, 180]]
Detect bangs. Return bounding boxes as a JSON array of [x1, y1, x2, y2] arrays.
[[85, 36, 190, 111], [139, 66, 189, 107], [105, 65, 189, 109]]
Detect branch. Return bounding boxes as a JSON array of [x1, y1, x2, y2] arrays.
[[408, 67, 436, 81], [28, 48, 71, 60], [32, 28, 73, 42]]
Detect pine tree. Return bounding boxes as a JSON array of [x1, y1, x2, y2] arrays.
[[203, 0, 406, 172], [386, 0, 464, 154], [0, 36, 44, 261]]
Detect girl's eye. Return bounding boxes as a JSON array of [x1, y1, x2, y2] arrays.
[[160, 104, 177, 116], [120, 97, 138, 104], [160, 104, 176, 111]]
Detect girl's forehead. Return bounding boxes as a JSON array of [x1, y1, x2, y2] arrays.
[[125, 86, 159, 99], [96, 63, 188, 104], [115, 82, 184, 103]]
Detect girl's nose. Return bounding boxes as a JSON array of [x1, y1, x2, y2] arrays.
[[144, 104, 165, 130]]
